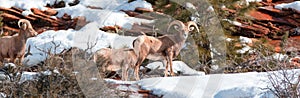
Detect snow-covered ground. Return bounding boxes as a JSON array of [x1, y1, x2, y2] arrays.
[[145, 61, 205, 76], [1, 0, 300, 97], [137, 69, 300, 98], [275, 1, 300, 12], [100, 69, 300, 98]]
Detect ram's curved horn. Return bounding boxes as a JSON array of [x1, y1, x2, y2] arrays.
[[18, 19, 37, 36], [186, 21, 199, 33], [167, 20, 185, 33], [18, 19, 31, 30]]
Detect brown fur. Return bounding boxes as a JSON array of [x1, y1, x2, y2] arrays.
[[93, 48, 137, 81], [0, 19, 37, 65], [133, 20, 199, 80]]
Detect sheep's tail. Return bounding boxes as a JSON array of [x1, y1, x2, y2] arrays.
[[132, 36, 145, 62]]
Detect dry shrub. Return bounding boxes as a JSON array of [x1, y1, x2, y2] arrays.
[[0, 45, 126, 97]]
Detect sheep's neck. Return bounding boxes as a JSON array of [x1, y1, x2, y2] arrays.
[[17, 31, 27, 44], [162, 33, 187, 48]]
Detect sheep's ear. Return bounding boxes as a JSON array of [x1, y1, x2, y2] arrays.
[[170, 24, 181, 32], [189, 27, 195, 31], [167, 20, 185, 33], [22, 23, 27, 30], [173, 25, 179, 30]]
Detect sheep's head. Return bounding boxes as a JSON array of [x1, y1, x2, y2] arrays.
[[167, 20, 199, 39], [18, 19, 38, 38]]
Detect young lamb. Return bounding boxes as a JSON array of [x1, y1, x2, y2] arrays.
[[93, 48, 137, 81], [0, 19, 38, 65], [132, 20, 199, 80]]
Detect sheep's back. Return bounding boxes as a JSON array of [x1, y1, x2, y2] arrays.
[[0, 37, 14, 56]]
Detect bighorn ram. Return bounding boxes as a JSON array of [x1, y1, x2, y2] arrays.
[[133, 20, 199, 80], [0, 19, 37, 65], [93, 48, 137, 81]]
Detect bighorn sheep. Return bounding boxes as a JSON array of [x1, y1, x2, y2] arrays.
[[93, 48, 137, 81], [0, 19, 37, 65], [133, 20, 199, 80]]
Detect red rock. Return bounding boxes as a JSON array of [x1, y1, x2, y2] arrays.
[[86, 6, 103, 9], [135, 7, 153, 13], [221, 8, 236, 13], [1, 31, 9, 36], [264, 0, 272, 3], [0, 13, 21, 21], [31, 8, 51, 18], [44, 8, 58, 16], [121, 10, 154, 20], [62, 13, 71, 20], [267, 36, 300, 53], [73, 16, 88, 30], [248, 10, 273, 21], [3, 26, 19, 35], [11, 7, 23, 12], [100, 25, 121, 32], [274, 46, 281, 53], [121, 10, 140, 17], [273, 0, 296, 4], [258, 6, 281, 14]]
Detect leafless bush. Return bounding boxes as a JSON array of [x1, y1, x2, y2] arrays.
[[266, 67, 300, 98], [226, 38, 300, 97]]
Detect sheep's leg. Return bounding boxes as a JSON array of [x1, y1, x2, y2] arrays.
[[11, 58, 16, 64], [8, 51, 16, 64], [134, 56, 146, 80], [163, 60, 169, 77], [18, 56, 24, 66], [122, 65, 126, 81], [168, 52, 175, 76], [125, 65, 129, 81], [134, 65, 140, 80], [134, 60, 141, 80], [164, 48, 175, 77], [169, 57, 175, 76], [9, 56, 16, 64], [122, 64, 129, 81]]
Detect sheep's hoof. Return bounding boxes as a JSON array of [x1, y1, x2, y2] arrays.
[[135, 77, 140, 80], [164, 71, 169, 77], [170, 72, 175, 76]]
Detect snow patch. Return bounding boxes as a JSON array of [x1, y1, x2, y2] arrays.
[[19, 72, 40, 84], [246, 0, 262, 2], [55, 4, 153, 29], [272, 53, 288, 61], [0, 0, 47, 11], [145, 61, 205, 76], [226, 38, 234, 42], [80, 0, 153, 11], [237, 36, 253, 54], [21, 10, 33, 16], [138, 69, 300, 98], [184, 2, 197, 10], [105, 79, 136, 84], [275, 1, 300, 12], [239, 36, 252, 44], [0, 92, 6, 98], [222, 19, 242, 26]]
